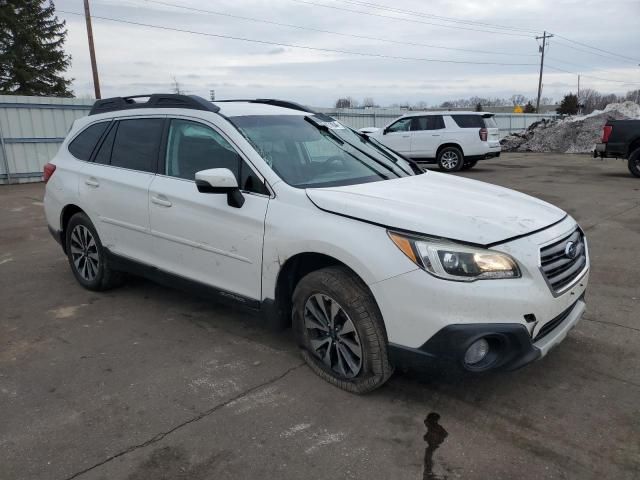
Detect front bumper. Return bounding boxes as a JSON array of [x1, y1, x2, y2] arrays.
[[371, 216, 589, 372], [388, 295, 585, 372]]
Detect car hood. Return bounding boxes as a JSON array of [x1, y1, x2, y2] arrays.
[[306, 172, 566, 245]]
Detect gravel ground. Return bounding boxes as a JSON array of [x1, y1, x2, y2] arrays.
[[1, 152, 639, 480]]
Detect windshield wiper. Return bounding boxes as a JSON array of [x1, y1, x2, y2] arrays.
[[304, 115, 405, 177]]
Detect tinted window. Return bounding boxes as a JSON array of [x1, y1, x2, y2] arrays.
[[451, 115, 485, 128], [68, 122, 109, 160], [386, 118, 412, 133], [165, 119, 268, 194], [411, 116, 445, 131], [93, 123, 116, 165], [111, 118, 164, 172]]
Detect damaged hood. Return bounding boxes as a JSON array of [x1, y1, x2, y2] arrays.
[[306, 172, 566, 245]]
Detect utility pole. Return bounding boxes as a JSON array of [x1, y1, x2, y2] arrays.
[[535, 31, 553, 113], [83, 0, 101, 99]]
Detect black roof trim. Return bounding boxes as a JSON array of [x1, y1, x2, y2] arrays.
[[89, 94, 220, 116], [215, 98, 316, 114]]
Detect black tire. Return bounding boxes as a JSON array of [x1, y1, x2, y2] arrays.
[[292, 266, 393, 394], [462, 160, 478, 170], [65, 212, 125, 291], [628, 148, 640, 178], [437, 146, 464, 172]]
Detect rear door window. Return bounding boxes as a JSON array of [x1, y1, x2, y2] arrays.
[[451, 115, 485, 128], [68, 122, 109, 160], [111, 118, 164, 173]]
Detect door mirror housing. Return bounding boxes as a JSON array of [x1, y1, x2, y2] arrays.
[[195, 168, 244, 208]]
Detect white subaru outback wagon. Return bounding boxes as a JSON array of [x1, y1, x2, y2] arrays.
[[44, 94, 589, 393]]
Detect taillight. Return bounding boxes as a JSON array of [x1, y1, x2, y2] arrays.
[[602, 125, 612, 143], [43, 163, 56, 183], [479, 128, 488, 141]]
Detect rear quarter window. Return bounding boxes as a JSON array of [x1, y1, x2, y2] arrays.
[[68, 122, 109, 160], [110, 118, 164, 173], [451, 115, 485, 129]]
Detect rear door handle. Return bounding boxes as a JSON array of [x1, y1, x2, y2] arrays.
[[401, 135, 410, 138], [84, 178, 99, 188], [151, 195, 172, 207], [432, 134, 441, 137]]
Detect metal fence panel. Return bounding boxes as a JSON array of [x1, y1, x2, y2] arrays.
[[0, 95, 93, 184]]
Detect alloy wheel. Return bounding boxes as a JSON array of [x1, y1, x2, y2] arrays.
[[304, 293, 363, 378], [70, 225, 99, 281], [441, 151, 460, 170]]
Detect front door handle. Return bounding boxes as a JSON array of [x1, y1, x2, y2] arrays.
[[151, 195, 172, 207], [84, 178, 99, 188], [432, 134, 441, 137], [401, 135, 410, 138]]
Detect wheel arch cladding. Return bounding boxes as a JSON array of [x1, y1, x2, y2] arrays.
[[271, 252, 382, 330], [437, 143, 464, 157], [60, 204, 86, 253]]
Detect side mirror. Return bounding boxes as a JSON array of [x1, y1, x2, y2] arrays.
[[195, 168, 245, 208], [383, 127, 389, 135]]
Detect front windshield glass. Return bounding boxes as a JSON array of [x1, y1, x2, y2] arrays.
[[230, 114, 415, 188]]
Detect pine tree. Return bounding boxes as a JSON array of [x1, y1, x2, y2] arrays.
[[556, 93, 579, 115], [0, 1, 73, 96]]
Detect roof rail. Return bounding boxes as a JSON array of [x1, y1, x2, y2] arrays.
[[89, 94, 220, 116], [215, 98, 316, 114]]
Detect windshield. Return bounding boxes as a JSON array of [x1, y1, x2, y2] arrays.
[[229, 114, 415, 188]]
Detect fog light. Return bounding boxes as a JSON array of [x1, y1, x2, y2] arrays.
[[464, 338, 490, 365]]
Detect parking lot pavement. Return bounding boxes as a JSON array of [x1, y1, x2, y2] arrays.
[[1, 152, 638, 480]]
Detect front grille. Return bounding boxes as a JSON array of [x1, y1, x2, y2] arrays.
[[540, 228, 587, 293], [533, 299, 578, 342]]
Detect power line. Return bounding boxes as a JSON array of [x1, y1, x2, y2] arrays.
[[546, 65, 640, 85], [289, 0, 534, 38], [142, 0, 538, 57], [57, 10, 539, 67], [551, 33, 640, 64], [551, 39, 639, 65], [329, 0, 540, 35]]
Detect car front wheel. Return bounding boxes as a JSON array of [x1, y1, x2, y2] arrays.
[[292, 266, 393, 393], [438, 146, 464, 172]]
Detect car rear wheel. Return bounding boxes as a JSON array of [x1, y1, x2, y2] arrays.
[[628, 148, 640, 178], [292, 266, 393, 393], [65, 212, 124, 291], [437, 146, 464, 172]]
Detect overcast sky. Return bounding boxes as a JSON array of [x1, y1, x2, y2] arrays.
[[55, 0, 640, 106]]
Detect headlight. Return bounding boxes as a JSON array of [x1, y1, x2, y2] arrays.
[[388, 231, 520, 281]]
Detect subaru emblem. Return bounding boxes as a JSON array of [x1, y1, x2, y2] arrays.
[[564, 241, 578, 259]]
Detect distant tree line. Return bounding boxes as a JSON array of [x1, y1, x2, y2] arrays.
[[334, 89, 640, 114], [556, 89, 640, 115]]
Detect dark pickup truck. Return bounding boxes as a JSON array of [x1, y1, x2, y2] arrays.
[[594, 119, 640, 178]]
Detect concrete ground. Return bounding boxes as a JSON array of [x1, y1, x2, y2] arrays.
[[1, 153, 638, 480]]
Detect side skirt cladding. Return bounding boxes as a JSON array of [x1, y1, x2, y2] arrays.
[[104, 248, 262, 311]]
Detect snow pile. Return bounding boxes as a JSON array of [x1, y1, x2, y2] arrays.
[[501, 101, 640, 154]]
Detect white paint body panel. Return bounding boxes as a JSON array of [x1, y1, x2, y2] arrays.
[[148, 175, 268, 300], [306, 172, 566, 245], [366, 111, 502, 159], [44, 102, 587, 358]]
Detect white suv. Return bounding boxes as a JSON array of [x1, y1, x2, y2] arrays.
[[44, 94, 588, 393], [361, 111, 501, 171]]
